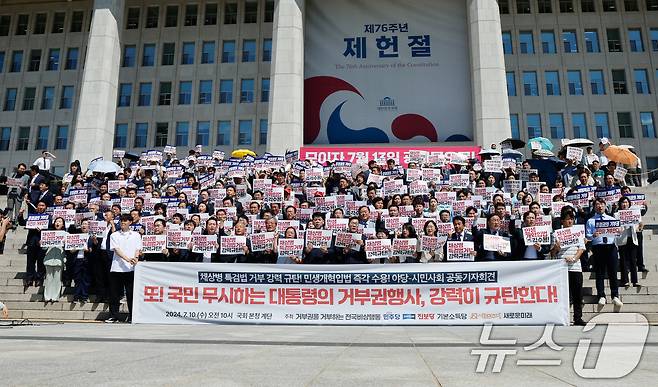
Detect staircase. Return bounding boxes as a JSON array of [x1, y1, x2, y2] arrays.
[[1, 185, 657, 323]]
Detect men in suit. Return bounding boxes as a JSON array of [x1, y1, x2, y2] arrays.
[[443, 216, 476, 260], [27, 165, 45, 198], [475, 214, 511, 261], [510, 211, 551, 260], [25, 201, 48, 287], [29, 181, 53, 210]]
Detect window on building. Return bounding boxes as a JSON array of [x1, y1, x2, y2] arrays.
[[47, 49, 60, 71], [158, 82, 172, 105], [175, 122, 189, 146], [584, 29, 600, 52], [198, 80, 212, 104], [65, 47, 79, 70], [178, 81, 192, 105], [506, 71, 516, 96], [612, 69, 628, 94], [628, 29, 644, 52], [16, 14, 28, 35], [196, 121, 210, 146], [263, 39, 272, 61], [138, 82, 152, 106], [35, 126, 49, 150], [265, 1, 275, 22], [559, 0, 574, 12], [217, 121, 231, 145], [165, 5, 178, 27], [523, 71, 539, 96], [118, 83, 132, 107], [541, 30, 556, 53], [41, 86, 54, 109], [572, 113, 588, 138], [51, 12, 65, 33], [634, 69, 650, 94], [0, 52, 5, 73], [219, 79, 233, 103], [545, 71, 561, 95], [238, 120, 252, 145], [240, 79, 254, 103], [70, 11, 84, 32], [624, 0, 639, 11], [222, 40, 235, 62], [22, 87, 36, 110], [155, 123, 168, 147], [225, 3, 238, 24], [562, 30, 578, 53], [502, 31, 513, 54], [146, 6, 159, 28], [3, 88, 17, 111], [28, 49, 41, 72], [519, 31, 534, 54], [205, 3, 218, 25], [589, 70, 606, 94], [0, 127, 10, 151], [10, 51, 23, 72], [649, 0, 658, 10], [126, 8, 140, 29], [499, 0, 510, 13], [261, 78, 270, 102], [162, 42, 175, 65], [549, 114, 565, 138], [184, 4, 198, 26], [641, 112, 656, 138], [245, 1, 258, 23], [114, 124, 127, 148], [517, 0, 531, 13], [55, 125, 68, 149], [122, 45, 136, 67], [617, 112, 634, 138], [607, 28, 622, 52], [0, 16, 10, 36], [16, 127, 30, 151], [181, 42, 195, 64], [602, 0, 617, 11], [595, 113, 610, 137], [134, 122, 148, 148], [201, 41, 215, 64], [510, 114, 520, 139], [651, 29, 658, 51], [538, 0, 552, 12], [60, 86, 74, 108], [527, 114, 542, 138], [242, 39, 256, 62], [142, 43, 155, 66], [259, 119, 268, 145], [34, 13, 47, 34]]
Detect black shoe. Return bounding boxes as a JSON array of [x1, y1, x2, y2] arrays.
[[79, 298, 88, 304], [640, 268, 649, 273], [104, 317, 119, 323], [124, 315, 132, 323], [573, 320, 587, 326], [633, 283, 641, 288]]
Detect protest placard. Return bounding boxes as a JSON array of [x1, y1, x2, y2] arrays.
[[334, 232, 362, 250], [420, 235, 443, 251], [365, 239, 391, 260], [305, 229, 333, 249], [519, 168, 538, 181], [503, 180, 522, 194], [26, 214, 50, 229], [613, 166, 627, 181], [142, 235, 167, 254], [325, 218, 349, 232], [566, 146, 583, 162], [53, 208, 76, 224], [448, 174, 469, 188], [617, 209, 641, 227], [595, 219, 621, 237], [554, 225, 585, 249], [277, 238, 305, 257], [522, 225, 551, 245], [192, 234, 217, 253], [40, 230, 66, 248], [446, 241, 475, 261], [166, 229, 191, 249], [107, 180, 127, 193], [64, 233, 89, 251], [392, 238, 417, 257], [220, 236, 247, 255], [483, 234, 511, 253], [595, 187, 621, 204], [88, 220, 106, 237], [250, 232, 276, 252], [484, 159, 503, 173], [68, 189, 88, 205]]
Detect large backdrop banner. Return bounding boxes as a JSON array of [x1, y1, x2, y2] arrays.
[[303, 0, 473, 145], [133, 261, 570, 325]]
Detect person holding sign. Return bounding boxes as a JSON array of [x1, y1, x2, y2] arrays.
[[6, 163, 29, 222], [420, 220, 443, 263], [337, 217, 367, 264], [442, 217, 475, 262], [25, 201, 48, 288], [512, 211, 551, 260], [42, 217, 67, 303], [550, 212, 586, 326], [275, 227, 303, 264], [107, 214, 143, 323], [70, 220, 93, 303], [586, 198, 622, 308], [304, 213, 336, 264], [615, 197, 640, 287], [475, 214, 510, 261]]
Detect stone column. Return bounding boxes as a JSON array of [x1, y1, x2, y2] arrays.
[[468, 0, 511, 148], [266, 0, 305, 155], [70, 0, 124, 167]]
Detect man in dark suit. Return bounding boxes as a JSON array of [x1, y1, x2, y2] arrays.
[[27, 165, 45, 197], [444, 216, 476, 260], [475, 214, 511, 261], [29, 181, 53, 211]]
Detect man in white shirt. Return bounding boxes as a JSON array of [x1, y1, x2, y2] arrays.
[[107, 214, 142, 323], [33, 151, 54, 173]]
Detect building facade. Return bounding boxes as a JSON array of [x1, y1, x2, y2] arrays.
[[0, 0, 656, 175]]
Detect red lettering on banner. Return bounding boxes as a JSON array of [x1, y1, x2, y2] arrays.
[[143, 286, 164, 302], [483, 286, 559, 304], [201, 287, 265, 305], [269, 288, 335, 305], [337, 288, 423, 306], [168, 286, 199, 304], [428, 287, 480, 305]]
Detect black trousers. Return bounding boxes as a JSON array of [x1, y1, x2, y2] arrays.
[[568, 271, 583, 322], [619, 242, 638, 285], [90, 250, 111, 300], [636, 231, 645, 270], [26, 243, 45, 281], [592, 244, 619, 299], [109, 271, 134, 318]]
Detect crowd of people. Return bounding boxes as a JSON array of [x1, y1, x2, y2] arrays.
[[0, 138, 649, 326]]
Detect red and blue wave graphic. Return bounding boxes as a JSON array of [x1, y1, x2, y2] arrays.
[[305, 76, 460, 144]]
